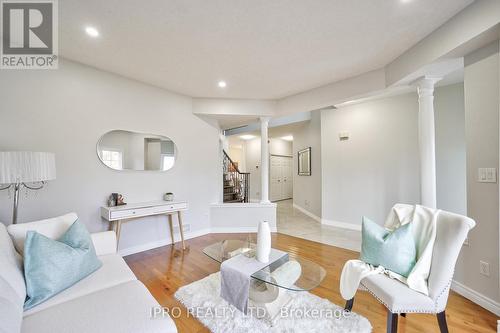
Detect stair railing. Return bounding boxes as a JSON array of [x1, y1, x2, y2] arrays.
[[223, 150, 250, 203]]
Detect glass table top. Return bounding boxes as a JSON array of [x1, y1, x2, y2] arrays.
[[203, 239, 326, 291]]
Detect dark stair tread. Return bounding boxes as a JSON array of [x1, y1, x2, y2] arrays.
[[224, 199, 245, 203]]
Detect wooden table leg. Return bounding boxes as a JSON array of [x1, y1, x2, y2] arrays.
[[177, 211, 187, 250], [168, 214, 175, 246], [115, 220, 122, 247]]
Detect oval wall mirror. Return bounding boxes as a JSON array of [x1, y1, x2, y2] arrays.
[[97, 130, 177, 171]]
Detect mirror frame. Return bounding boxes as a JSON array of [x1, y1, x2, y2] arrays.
[[298, 147, 311, 176], [96, 129, 177, 172]]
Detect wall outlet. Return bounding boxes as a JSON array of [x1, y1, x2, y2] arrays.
[[479, 261, 490, 277], [173, 224, 190, 233]]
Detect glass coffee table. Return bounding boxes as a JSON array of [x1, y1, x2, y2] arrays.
[[203, 239, 326, 292]]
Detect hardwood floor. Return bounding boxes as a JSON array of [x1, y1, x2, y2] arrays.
[[124, 233, 497, 333]]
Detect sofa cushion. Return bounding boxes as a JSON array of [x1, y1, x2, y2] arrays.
[[24, 254, 137, 316], [0, 223, 25, 333], [91, 231, 117, 256], [0, 276, 23, 333], [0, 223, 26, 302], [23, 221, 103, 310], [7, 213, 77, 255], [22, 281, 178, 333]]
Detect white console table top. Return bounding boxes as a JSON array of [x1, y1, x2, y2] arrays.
[[102, 200, 187, 212], [100, 200, 189, 250]]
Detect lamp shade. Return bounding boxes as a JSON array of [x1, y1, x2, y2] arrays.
[[0, 152, 56, 184]]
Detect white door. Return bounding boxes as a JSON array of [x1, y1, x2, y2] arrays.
[[270, 156, 282, 201], [270, 155, 293, 201], [282, 157, 293, 199]]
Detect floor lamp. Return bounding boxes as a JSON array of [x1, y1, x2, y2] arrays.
[[0, 152, 56, 224]]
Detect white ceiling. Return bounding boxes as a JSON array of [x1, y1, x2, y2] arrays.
[[228, 122, 307, 142], [60, 0, 473, 99]]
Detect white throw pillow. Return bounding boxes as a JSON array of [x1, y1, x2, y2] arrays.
[[7, 213, 78, 255]]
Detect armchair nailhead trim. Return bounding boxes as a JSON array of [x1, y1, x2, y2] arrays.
[[360, 274, 453, 314], [433, 272, 454, 313]]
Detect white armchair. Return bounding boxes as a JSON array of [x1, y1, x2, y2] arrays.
[[345, 206, 476, 333]]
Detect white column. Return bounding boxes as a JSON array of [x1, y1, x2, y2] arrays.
[[413, 77, 441, 208], [260, 117, 271, 203], [219, 131, 227, 203]]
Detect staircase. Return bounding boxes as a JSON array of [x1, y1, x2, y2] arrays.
[[223, 150, 250, 203]]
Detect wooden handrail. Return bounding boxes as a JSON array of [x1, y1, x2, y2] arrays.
[[223, 150, 250, 203], [223, 150, 250, 175]]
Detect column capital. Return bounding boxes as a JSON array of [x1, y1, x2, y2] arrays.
[[411, 76, 442, 96], [259, 116, 271, 124]]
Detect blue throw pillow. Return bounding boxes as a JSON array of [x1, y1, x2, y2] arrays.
[[360, 217, 416, 277], [23, 220, 102, 310]]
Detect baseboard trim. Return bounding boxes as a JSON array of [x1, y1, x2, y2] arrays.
[[120, 224, 282, 256], [211, 226, 278, 233], [210, 202, 277, 208], [451, 280, 500, 316], [292, 203, 321, 223], [119, 228, 210, 257], [321, 218, 362, 231]]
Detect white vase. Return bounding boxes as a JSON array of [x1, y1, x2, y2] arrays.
[[256, 220, 271, 263]]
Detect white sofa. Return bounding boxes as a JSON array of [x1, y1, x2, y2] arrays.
[[0, 221, 177, 333]]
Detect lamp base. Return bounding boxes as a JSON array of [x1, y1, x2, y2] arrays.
[[12, 182, 20, 224]]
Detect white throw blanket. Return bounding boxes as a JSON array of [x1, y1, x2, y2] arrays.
[[340, 204, 440, 300]]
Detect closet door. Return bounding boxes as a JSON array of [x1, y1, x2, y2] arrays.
[[282, 157, 293, 199], [270, 155, 293, 201], [270, 156, 282, 201]]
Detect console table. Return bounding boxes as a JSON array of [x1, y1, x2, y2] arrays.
[[100, 200, 188, 250]]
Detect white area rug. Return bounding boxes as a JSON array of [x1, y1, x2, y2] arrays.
[[175, 272, 372, 333]]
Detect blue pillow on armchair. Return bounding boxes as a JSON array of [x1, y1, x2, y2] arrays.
[[23, 220, 102, 310], [360, 217, 416, 277]]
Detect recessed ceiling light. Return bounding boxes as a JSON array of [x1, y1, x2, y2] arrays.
[[281, 135, 293, 141], [400, 0, 413, 3], [239, 134, 255, 140], [218, 81, 227, 88], [85, 26, 99, 38]]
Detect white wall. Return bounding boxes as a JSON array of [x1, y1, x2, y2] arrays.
[[320, 86, 467, 227], [228, 145, 246, 172], [321, 93, 421, 227], [0, 59, 219, 254], [435, 83, 467, 215], [245, 138, 262, 201], [210, 203, 277, 233], [292, 111, 322, 218], [269, 138, 292, 156], [454, 41, 500, 305]]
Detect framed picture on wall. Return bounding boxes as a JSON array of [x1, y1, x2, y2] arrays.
[[298, 147, 311, 176]]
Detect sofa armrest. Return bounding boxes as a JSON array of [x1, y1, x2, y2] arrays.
[[91, 231, 117, 256]]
